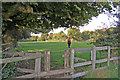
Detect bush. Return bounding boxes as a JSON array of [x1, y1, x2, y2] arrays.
[[2, 54, 17, 79]]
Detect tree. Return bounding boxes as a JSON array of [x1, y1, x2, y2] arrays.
[[37, 33, 48, 41], [53, 33, 59, 40], [58, 31, 67, 40], [29, 35, 38, 41], [82, 31, 91, 40], [67, 28, 82, 40], [94, 27, 118, 47], [47, 33, 53, 40], [2, 2, 118, 45]]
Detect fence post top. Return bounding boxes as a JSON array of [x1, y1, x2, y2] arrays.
[[70, 49, 74, 53]]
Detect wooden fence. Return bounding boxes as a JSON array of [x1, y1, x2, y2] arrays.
[[1, 46, 120, 79], [2, 42, 13, 52]]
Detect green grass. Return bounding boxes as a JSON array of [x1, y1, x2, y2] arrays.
[[84, 61, 119, 78], [17, 41, 94, 69], [17, 41, 119, 78]]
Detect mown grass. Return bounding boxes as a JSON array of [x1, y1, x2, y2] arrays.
[[17, 41, 119, 78], [17, 41, 94, 69]]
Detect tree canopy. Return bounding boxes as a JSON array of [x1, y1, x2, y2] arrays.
[[2, 2, 119, 45]]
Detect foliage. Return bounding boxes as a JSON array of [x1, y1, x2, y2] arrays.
[[2, 54, 17, 79], [58, 31, 67, 40], [94, 27, 118, 47], [82, 31, 91, 40], [47, 33, 53, 40], [37, 33, 48, 41], [2, 2, 117, 45], [67, 27, 82, 40], [52, 31, 67, 41], [29, 35, 38, 41]]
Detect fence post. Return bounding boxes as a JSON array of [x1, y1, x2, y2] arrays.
[[91, 50, 92, 60], [92, 47, 96, 71], [35, 52, 41, 79], [44, 50, 50, 77], [107, 46, 110, 67], [70, 49, 74, 78], [64, 49, 69, 76]]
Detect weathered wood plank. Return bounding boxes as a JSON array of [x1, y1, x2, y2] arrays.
[[44, 50, 50, 72], [1, 53, 41, 64], [96, 57, 120, 63], [2, 52, 44, 57], [111, 47, 120, 49], [70, 49, 74, 75], [96, 58, 107, 63], [17, 68, 35, 73], [110, 57, 120, 60], [35, 53, 41, 74], [95, 46, 108, 50], [107, 46, 110, 67], [74, 47, 91, 52], [16, 73, 37, 78], [64, 49, 69, 76], [74, 61, 91, 67], [16, 68, 73, 78], [92, 47, 96, 71], [44, 50, 50, 78], [72, 71, 89, 78], [74, 57, 87, 61]]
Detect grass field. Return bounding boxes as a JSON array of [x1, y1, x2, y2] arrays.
[[17, 41, 94, 69], [17, 41, 119, 78]]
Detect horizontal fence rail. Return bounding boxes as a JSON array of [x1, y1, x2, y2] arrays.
[[74, 57, 120, 68], [1, 53, 41, 64], [16, 68, 73, 78], [1, 46, 120, 79]]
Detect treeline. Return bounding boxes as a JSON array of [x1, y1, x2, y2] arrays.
[[28, 27, 117, 44]]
